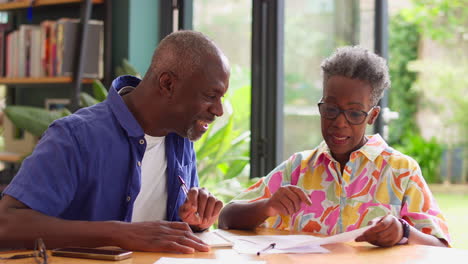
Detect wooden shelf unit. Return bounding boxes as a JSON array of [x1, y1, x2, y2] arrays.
[[0, 77, 94, 84], [0, 0, 103, 11], [0, 151, 23, 163]]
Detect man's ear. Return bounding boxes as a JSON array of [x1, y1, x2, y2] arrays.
[[158, 71, 175, 98], [367, 106, 381, 125]]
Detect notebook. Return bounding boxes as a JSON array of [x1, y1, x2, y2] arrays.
[[195, 230, 233, 248]]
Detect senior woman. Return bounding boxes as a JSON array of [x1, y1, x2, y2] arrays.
[[219, 46, 449, 247]]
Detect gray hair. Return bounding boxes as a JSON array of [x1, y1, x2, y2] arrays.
[[147, 30, 224, 80], [321, 46, 390, 106]]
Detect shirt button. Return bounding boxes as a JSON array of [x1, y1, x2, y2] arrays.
[[139, 139, 145, 145], [126, 196, 131, 202], [137, 161, 141, 167]]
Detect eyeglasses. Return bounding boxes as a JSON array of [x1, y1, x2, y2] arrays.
[[318, 102, 375, 125], [0, 238, 48, 264]]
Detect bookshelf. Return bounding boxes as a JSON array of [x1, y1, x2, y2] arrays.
[[0, 0, 111, 166], [1, 0, 111, 108], [0, 0, 104, 11], [0, 151, 22, 163]]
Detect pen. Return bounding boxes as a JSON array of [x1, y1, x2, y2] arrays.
[[177, 175, 200, 218], [256, 243, 276, 256], [178, 175, 190, 195]]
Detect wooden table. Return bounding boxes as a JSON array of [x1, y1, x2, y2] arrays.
[[2, 228, 468, 264]]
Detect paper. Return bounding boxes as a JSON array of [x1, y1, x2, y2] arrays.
[[195, 230, 233, 247], [232, 235, 328, 254], [286, 223, 374, 249], [154, 257, 265, 264], [231, 224, 374, 254]]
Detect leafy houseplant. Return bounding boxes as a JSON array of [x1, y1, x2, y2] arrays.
[[394, 133, 443, 184], [4, 80, 108, 138]]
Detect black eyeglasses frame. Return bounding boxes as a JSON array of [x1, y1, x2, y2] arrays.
[[317, 101, 376, 125]]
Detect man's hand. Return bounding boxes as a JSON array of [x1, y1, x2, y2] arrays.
[[355, 214, 403, 247], [264, 185, 312, 217], [117, 220, 209, 253], [179, 187, 223, 230]]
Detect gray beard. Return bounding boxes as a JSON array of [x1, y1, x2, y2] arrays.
[[187, 125, 201, 142]]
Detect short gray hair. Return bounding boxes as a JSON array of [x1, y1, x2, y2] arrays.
[[147, 30, 223, 79], [321, 46, 390, 105]]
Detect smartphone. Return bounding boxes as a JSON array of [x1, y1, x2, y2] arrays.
[[51, 247, 133, 261]]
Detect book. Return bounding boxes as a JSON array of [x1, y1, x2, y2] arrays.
[[0, 30, 5, 76], [3, 17, 104, 79], [5, 30, 12, 77], [30, 26, 41, 77], [40, 20, 55, 77], [56, 18, 103, 79], [21, 25, 41, 77], [6, 30, 19, 77]]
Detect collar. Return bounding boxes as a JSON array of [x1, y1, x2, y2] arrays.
[[313, 134, 388, 167], [107, 75, 144, 138], [356, 134, 388, 162], [118, 86, 136, 96]]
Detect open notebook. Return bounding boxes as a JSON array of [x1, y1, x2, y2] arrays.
[[195, 230, 233, 248]]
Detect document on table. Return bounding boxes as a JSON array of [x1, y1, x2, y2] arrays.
[[154, 257, 265, 264], [231, 224, 375, 254], [195, 229, 233, 247]]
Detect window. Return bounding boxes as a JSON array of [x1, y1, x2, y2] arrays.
[[283, 0, 375, 158]]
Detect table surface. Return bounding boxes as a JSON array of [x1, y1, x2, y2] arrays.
[[1, 228, 468, 264]]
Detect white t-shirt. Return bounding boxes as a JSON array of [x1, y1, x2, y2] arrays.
[[131, 134, 168, 222]]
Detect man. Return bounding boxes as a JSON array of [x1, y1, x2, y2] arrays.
[[219, 46, 449, 247], [0, 30, 230, 253]]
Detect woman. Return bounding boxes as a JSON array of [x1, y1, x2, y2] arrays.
[[219, 46, 449, 247]]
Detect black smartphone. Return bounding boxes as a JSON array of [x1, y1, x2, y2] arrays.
[[51, 247, 133, 261]]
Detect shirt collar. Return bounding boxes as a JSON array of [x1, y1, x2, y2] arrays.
[[107, 75, 144, 138], [355, 134, 388, 162], [313, 134, 388, 167]]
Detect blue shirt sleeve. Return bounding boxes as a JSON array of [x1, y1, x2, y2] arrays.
[[3, 120, 82, 217]]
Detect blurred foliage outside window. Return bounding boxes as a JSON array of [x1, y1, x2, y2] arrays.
[[389, 0, 468, 183]]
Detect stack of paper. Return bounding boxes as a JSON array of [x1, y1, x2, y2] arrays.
[[231, 224, 374, 254]]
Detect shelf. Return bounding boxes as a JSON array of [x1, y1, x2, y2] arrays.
[[0, 77, 95, 84], [0, 0, 103, 11], [0, 152, 23, 163]]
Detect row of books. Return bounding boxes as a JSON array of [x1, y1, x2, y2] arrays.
[[1, 18, 104, 79]]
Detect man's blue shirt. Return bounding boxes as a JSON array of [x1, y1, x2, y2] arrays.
[[3, 75, 198, 222]]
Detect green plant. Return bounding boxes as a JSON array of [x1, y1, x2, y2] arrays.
[[394, 133, 443, 183], [4, 80, 108, 137], [387, 13, 420, 146], [80, 79, 109, 107], [194, 114, 251, 203], [4, 106, 71, 138], [115, 59, 141, 78], [401, 0, 468, 43]]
